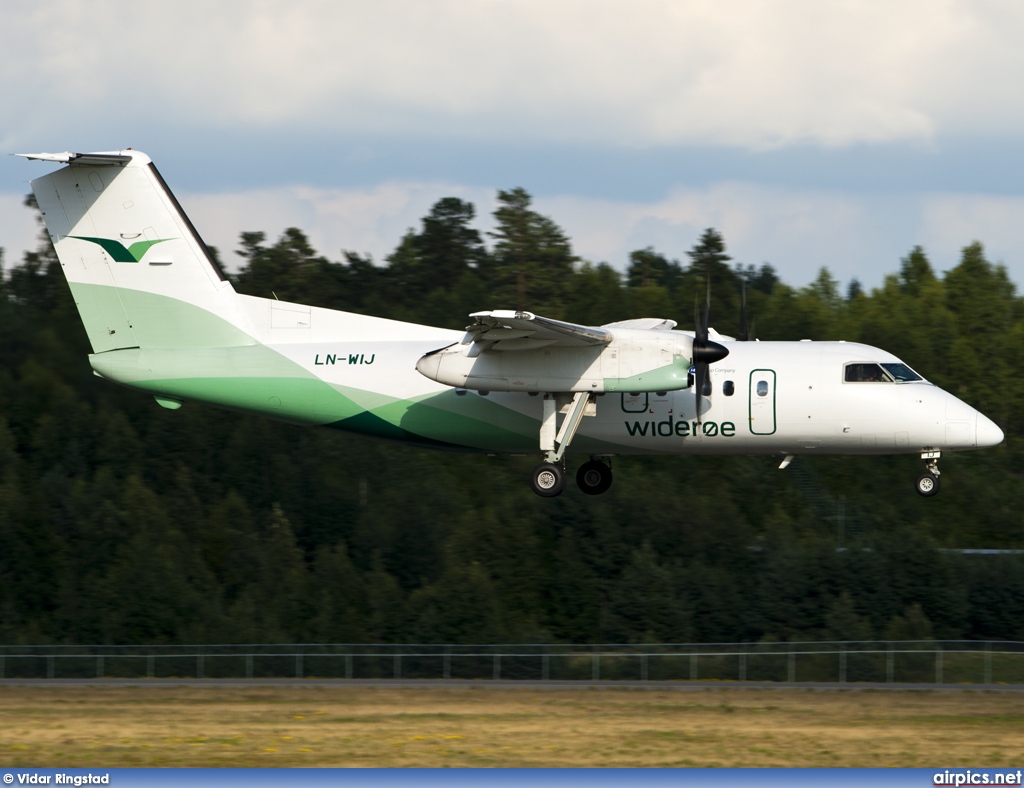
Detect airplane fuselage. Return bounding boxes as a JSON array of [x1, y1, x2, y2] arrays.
[[85, 295, 998, 459]]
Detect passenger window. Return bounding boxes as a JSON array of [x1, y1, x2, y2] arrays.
[[723, 380, 735, 396], [845, 363, 887, 382], [756, 380, 769, 397]]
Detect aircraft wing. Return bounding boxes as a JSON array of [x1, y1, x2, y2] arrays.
[[464, 310, 612, 351], [602, 317, 677, 331]]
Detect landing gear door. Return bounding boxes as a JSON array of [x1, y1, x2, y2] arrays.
[[749, 369, 777, 435]]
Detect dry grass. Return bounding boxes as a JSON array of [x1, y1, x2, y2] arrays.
[[0, 684, 1021, 767]]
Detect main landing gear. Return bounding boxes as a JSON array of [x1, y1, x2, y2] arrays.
[[529, 458, 613, 497], [528, 392, 613, 497], [530, 462, 566, 497], [576, 459, 613, 495], [915, 451, 941, 497]]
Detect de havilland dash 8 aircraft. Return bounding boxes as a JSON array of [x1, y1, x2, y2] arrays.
[[19, 149, 1004, 497]]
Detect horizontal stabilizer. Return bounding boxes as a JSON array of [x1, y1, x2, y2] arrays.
[[17, 151, 134, 166]]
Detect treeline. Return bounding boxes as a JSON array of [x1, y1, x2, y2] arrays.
[[0, 191, 1022, 646]]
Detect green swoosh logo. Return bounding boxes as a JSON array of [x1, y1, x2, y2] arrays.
[[71, 236, 174, 262]]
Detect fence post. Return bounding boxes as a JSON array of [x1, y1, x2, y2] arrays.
[[935, 648, 943, 685]]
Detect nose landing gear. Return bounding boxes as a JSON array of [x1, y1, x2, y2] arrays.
[[916, 451, 941, 497]]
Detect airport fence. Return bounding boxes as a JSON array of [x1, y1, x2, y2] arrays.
[[0, 641, 1022, 685]]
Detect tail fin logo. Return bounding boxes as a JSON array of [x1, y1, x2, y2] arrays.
[[70, 236, 174, 263]]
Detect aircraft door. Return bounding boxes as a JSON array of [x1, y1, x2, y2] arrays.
[[749, 369, 777, 435]]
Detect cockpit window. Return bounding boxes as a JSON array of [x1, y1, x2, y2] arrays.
[[845, 363, 887, 382], [844, 362, 925, 383], [881, 363, 923, 382]]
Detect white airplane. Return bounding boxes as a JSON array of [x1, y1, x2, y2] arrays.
[[18, 150, 1004, 497]]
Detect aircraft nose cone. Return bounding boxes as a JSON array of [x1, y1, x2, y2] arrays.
[[976, 412, 1004, 448]]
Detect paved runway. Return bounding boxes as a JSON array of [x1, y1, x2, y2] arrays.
[[2, 678, 1022, 691]]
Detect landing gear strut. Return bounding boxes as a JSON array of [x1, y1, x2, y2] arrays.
[[529, 392, 596, 497], [916, 451, 941, 497]]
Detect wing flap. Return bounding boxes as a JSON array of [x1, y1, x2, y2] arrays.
[[603, 317, 677, 331], [467, 310, 611, 350]]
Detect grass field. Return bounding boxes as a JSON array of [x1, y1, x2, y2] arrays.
[[0, 684, 1021, 767]]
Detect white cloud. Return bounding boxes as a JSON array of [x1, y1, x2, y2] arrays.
[[4, 174, 1024, 296], [174, 180, 1024, 291], [919, 193, 1024, 277], [181, 181, 497, 270], [0, 192, 41, 270], [5, 0, 1024, 150]]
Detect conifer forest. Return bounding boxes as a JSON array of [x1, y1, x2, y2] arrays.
[[1, 190, 1022, 646]]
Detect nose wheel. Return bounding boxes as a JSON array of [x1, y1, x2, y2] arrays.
[[916, 452, 941, 497], [915, 472, 940, 497]]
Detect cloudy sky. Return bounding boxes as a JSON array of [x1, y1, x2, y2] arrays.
[[4, 0, 1024, 294]]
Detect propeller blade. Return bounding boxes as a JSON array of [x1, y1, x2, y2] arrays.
[[694, 361, 707, 422], [691, 338, 729, 422], [690, 276, 729, 423], [704, 277, 711, 339], [738, 279, 749, 342]]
